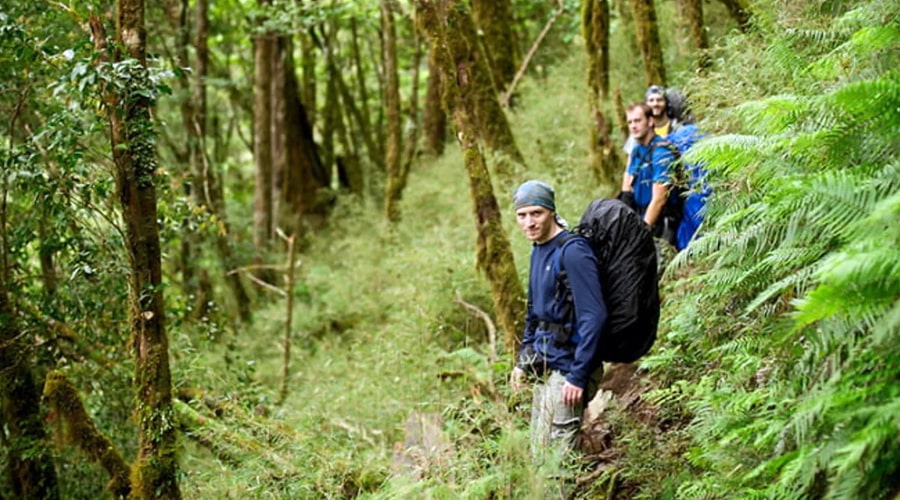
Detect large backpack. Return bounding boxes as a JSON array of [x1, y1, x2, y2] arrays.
[[664, 88, 695, 125], [666, 124, 710, 250], [554, 199, 660, 363]]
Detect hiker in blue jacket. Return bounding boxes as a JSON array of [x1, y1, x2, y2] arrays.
[[508, 180, 607, 460], [621, 103, 679, 246]]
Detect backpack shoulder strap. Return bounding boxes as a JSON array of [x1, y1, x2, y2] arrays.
[[552, 233, 581, 276], [651, 137, 680, 158]]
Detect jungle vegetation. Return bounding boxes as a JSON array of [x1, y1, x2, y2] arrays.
[[0, 0, 897, 498]]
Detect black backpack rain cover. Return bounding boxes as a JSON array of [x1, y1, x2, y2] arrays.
[[574, 198, 660, 363]]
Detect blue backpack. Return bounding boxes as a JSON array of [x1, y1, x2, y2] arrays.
[[666, 124, 710, 250]]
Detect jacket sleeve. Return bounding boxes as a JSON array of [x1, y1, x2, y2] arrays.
[[560, 240, 607, 388], [519, 253, 537, 355]]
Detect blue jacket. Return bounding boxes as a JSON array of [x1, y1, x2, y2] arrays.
[[626, 135, 678, 214], [520, 231, 607, 388]]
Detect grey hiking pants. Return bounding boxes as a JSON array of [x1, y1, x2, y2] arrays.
[[530, 368, 601, 463]]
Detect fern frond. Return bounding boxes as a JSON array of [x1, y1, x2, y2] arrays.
[[785, 28, 853, 49], [745, 260, 820, 314]]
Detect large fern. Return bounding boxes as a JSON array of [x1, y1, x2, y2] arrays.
[[645, 1, 900, 498]]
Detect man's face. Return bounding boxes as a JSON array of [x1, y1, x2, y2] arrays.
[[626, 109, 653, 143], [646, 93, 667, 119], [516, 205, 555, 244]]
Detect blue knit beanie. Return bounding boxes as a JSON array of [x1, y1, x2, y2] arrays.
[[513, 180, 556, 212]]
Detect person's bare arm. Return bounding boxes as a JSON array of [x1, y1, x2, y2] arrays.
[[643, 182, 669, 226]]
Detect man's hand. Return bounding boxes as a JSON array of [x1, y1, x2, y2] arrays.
[[562, 381, 584, 406], [510, 367, 527, 392]]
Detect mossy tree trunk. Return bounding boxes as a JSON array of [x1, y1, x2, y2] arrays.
[[282, 37, 330, 233], [1, 253, 59, 498], [421, 0, 524, 177], [332, 62, 365, 194], [43, 372, 131, 498], [614, 87, 628, 140], [422, 46, 447, 156], [271, 36, 287, 232], [299, 29, 317, 128], [382, 0, 405, 222], [91, 0, 181, 495], [419, 0, 526, 356], [680, 0, 710, 71], [401, 30, 424, 188], [254, 0, 274, 250], [583, 0, 611, 101], [582, 0, 620, 186], [629, 0, 667, 87], [471, 0, 517, 93], [350, 17, 384, 171], [332, 60, 380, 183], [320, 23, 339, 183]]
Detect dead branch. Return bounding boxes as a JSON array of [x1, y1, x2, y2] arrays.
[[454, 291, 497, 366], [500, 0, 565, 108]]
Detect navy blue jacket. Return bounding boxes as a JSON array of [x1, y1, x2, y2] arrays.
[[520, 230, 607, 388]]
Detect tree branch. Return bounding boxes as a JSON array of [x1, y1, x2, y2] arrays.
[[454, 291, 497, 367], [500, 0, 565, 108]]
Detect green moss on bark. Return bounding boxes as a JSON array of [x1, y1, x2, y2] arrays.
[[43, 371, 130, 498], [419, 0, 527, 355]]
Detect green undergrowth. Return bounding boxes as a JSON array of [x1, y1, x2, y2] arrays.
[[170, 50, 613, 498], [171, 1, 899, 498]]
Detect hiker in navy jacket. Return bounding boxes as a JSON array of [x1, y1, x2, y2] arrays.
[[508, 180, 607, 459]]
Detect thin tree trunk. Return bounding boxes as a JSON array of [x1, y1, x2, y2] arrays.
[[278, 235, 296, 404], [299, 29, 317, 128], [254, 8, 274, 250], [334, 79, 365, 194], [167, 0, 199, 301], [350, 17, 384, 170], [583, 0, 619, 186], [614, 87, 628, 140], [282, 38, 329, 231], [681, 0, 710, 71], [332, 62, 380, 181], [382, 0, 404, 222], [321, 23, 339, 184], [582, 0, 611, 101], [629, 0, 667, 87], [471, 0, 517, 92], [90, 5, 181, 496], [196, 0, 252, 321], [38, 211, 58, 297], [271, 36, 287, 232], [422, 46, 447, 156], [419, 0, 526, 356], [401, 31, 423, 183]]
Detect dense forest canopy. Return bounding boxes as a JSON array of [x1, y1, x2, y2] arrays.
[[1, 0, 898, 498]]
